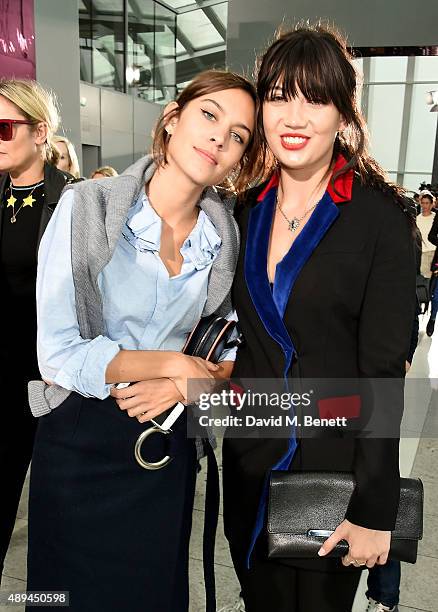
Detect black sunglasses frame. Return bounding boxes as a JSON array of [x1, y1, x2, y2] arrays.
[[0, 119, 37, 142]]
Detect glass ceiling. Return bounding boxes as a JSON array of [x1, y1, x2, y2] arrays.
[[160, 0, 193, 8], [158, 0, 225, 13], [79, 0, 228, 103], [211, 3, 226, 28], [178, 10, 223, 51]]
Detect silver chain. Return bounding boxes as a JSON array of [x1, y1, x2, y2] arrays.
[[275, 176, 327, 232]]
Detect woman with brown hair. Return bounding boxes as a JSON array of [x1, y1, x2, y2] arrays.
[[26, 70, 263, 612], [221, 25, 416, 611], [0, 79, 75, 579]]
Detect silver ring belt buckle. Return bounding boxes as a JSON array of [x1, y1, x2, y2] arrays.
[[134, 425, 173, 470], [133, 403, 185, 470]]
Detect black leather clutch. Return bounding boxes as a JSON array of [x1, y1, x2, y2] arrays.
[[267, 471, 423, 564]]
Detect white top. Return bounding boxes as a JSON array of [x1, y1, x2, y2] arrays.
[[416, 213, 435, 252]]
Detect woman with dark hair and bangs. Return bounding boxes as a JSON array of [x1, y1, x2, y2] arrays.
[[220, 24, 416, 612], [26, 70, 264, 612]]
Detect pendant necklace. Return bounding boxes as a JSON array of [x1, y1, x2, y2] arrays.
[[275, 176, 327, 232], [6, 179, 44, 224]]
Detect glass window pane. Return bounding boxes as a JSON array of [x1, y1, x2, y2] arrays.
[[127, 0, 155, 101], [369, 57, 408, 82], [211, 3, 227, 29], [175, 5, 226, 91], [402, 173, 432, 191], [92, 0, 125, 91], [405, 84, 438, 173], [162, 0, 192, 8], [176, 38, 186, 55], [414, 57, 438, 82], [178, 9, 223, 50], [367, 84, 406, 172], [154, 3, 176, 103], [79, 0, 92, 82]]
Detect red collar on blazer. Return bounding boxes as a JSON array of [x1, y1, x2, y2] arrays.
[[257, 154, 354, 203]]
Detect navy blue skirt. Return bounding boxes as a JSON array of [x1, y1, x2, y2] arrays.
[[26, 393, 197, 612]]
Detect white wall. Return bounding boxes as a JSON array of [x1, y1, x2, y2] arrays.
[[80, 82, 161, 174], [34, 0, 82, 169]]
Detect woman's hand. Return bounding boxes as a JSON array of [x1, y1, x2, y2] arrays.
[[318, 519, 391, 568], [170, 354, 219, 401], [111, 378, 184, 423]]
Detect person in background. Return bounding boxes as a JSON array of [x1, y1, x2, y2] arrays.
[[90, 165, 118, 179], [417, 190, 436, 277], [0, 78, 75, 581], [426, 209, 438, 336], [53, 135, 81, 179]]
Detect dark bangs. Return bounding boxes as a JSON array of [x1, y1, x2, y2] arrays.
[[257, 28, 356, 115], [254, 25, 410, 220]]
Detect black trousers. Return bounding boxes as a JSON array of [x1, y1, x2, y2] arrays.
[[27, 393, 197, 612], [230, 537, 361, 612], [0, 371, 37, 578]]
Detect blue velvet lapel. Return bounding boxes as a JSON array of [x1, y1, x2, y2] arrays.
[[244, 187, 340, 366], [244, 187, 295, 376], [244, 185, 340, 568]]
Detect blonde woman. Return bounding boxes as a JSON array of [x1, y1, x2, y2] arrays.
[[0, 79, 76, 578], [53, 134, 81, 179], [90, 164, 118, 178]]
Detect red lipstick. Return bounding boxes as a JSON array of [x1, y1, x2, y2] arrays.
[[280, 133, 309, 151]]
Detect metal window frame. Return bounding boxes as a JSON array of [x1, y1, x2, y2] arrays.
[[82, 0, 227, 102], [361, 55, 438, 189]]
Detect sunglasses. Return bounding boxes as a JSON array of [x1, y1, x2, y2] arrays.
[[0, 119, 37, 141]]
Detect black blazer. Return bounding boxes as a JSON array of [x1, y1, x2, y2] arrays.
[[223, 176, 416, 567], [0, 162, 74, 251]]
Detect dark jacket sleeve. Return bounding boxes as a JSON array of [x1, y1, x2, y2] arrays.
[[428, 212, 438, 247], [345, 203, 416, 531]]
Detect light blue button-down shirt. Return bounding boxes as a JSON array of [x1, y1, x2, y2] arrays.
[[37, 188, 237, 400]]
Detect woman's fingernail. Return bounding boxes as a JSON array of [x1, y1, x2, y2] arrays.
[[318, 548, 326, 556]]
